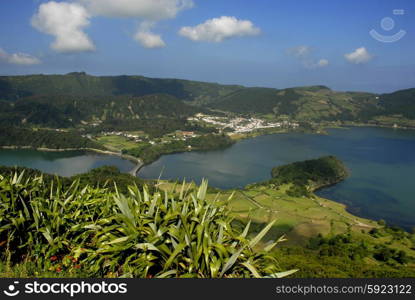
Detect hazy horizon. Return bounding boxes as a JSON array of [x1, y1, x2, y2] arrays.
[[1, 71, 411, 94], [1, 0, 414, 93]]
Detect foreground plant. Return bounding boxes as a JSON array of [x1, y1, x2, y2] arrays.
[[0, 172, 296, 278]]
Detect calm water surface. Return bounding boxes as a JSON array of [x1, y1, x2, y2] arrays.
[[0, 149, 135, 177], [0, 127, 414, 229], [139, 127, 415, 229]]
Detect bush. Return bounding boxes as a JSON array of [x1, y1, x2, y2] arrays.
[[0, 172, 295, 278]]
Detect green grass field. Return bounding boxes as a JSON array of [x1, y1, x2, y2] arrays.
[[157, 180, 415, 262], [96, 135, 141, 151]]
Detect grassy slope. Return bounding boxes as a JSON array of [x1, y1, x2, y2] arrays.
[[0, 164, 413, 278], [156, 156, 415, 276], [210, 86, 382, 121], [159, 182, 380, 245], [157, 181, 415, 277]]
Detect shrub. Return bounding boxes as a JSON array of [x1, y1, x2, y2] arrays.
[[0, 172, 295, 278]]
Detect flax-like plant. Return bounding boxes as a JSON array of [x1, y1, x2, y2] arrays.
[[0, 172, 297, 278]]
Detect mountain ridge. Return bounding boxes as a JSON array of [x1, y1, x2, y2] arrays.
[[0, 73, 414, 129]]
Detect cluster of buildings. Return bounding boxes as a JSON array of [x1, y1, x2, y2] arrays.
[[188, 113, 299, 133], [100, 130, 199, 146], [101, 131, 144, 143]]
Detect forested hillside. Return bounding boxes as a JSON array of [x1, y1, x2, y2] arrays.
[[378, 88, 415, 119], [0, 73, 414, 130], [0, 94, 204, 128], [0, 127, 105, 150], [209, 86, 382, 121], [0, 72, 242, 103]]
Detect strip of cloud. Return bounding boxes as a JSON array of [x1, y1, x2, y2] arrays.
[[344, 47, 372, 64], [287, 45, 311, 58], [179, 16, 261, 42], [316, 59, 329, 67], [31, 1, 95, 53], [0, 48, 41, 65], [287, 45, 329, 69], [78, 0, 193, 20], [134, 22, 166, 48]]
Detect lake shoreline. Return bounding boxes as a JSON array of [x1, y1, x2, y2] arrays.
[[0, 146, 144, 177], [138, 126, 415, 231]]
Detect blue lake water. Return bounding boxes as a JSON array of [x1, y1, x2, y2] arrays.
[[0, 149, 135, 177], [0, 127, 414, 229], [139, 127, 415, 229]]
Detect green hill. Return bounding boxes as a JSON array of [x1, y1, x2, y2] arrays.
[[271, 156, 348, 189], [0, 73, 241, 130], [0, 94, 203, 128], [0, 72, 242, 103], [378, 88, 415, 119], [0, 127, 105, 150], [1, 73, 414, 129], [210, 86, 381, 121]]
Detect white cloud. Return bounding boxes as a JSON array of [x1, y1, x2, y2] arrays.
[[345, 47, 373, 64], [287, 45, 328, 69], [287, 45, 311, 58], [0, 48, 41, 65], [134, 22, 166, 48], [304, 59, 329, 69], [78, 0, 193, 20], [317, 59, 329, 67], [31, 1, 95, 53], [179, 16, 261, 42]]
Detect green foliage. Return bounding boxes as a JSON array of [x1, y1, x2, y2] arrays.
[[0, 100, 73, 128], [308, 233, 414, 265], [379, 88, 415, 119], [209, 87, 301, 115], [308, 234, 370, 260], [72, 166, 152, 194], [124, 134, 234, 164], [1, 73, 414, 132], [0, 73, 241, 104], [0, 72, 241, 101], [0, 165, 151, 195], [0, 94, 202, 129], [0, 172, 292, 278], [1, 74, 414, 130], [0, 127, 105, 150], [271, 156, 348, 190], [92, 118, 216, 138], [209, 86, 386, 122], [286, 184, 310, 197], [274, 233, 415, 278], [369, 224, 414, 243], [249, 156, 348, 196]]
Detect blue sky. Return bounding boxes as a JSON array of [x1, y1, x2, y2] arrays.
[[0, 0, 414, 93]]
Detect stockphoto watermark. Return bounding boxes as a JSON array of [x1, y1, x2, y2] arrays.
[[2, 280, 128, 298], [370, 9, 407, 43]]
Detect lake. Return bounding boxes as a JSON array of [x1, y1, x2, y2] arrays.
[[139, 127, 415, 230], [0, 127, 414, 229], [0, 149, 135, 177]]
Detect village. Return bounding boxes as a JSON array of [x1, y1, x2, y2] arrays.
[[98, 130, 199, 145], [188, 113, 299, 133], [92, 113, 300, 150]]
